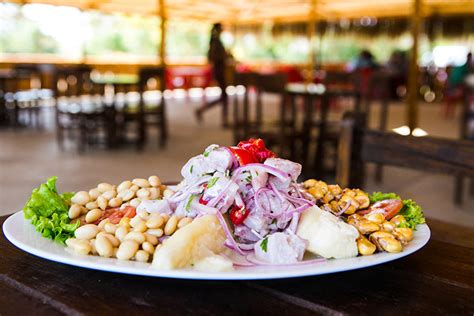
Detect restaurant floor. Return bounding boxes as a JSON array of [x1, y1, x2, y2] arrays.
[[1, 96, 473, 228]]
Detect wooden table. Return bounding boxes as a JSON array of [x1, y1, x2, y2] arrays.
[[1, 215, 473, 315]]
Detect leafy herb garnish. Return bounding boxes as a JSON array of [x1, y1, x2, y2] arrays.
[[185, 195, 195, 212], [207, 177, 219, 189], [260, 237, 268, 252], [190, 165, 194, 174], [245, 174, 253, 183]]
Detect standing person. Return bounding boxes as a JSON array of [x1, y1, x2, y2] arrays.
[[195, 23, 231, 128]]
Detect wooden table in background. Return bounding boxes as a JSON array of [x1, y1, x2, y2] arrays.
[[1, 215, 473, 315]]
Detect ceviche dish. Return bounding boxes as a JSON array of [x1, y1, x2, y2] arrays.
[[22, 139, 426, 272]]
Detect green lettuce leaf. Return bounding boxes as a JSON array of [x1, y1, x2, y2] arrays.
[[24, 177, 78, 244], [399, 199, 425, 229], [369, 191, 401, 203], [369, 192, 425, 229]]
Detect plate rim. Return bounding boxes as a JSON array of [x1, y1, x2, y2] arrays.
[[2, 211, 431, 280]]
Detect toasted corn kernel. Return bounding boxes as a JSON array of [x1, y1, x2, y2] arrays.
[[357, 236, 377, 256]]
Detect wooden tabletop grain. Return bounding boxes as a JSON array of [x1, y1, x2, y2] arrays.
[[1, 215, 473, 315]]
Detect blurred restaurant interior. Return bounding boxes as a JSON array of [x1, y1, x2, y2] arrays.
[[0, 0, 473, 226]]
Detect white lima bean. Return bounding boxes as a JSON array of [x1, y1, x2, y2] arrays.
[[98, 183, 114, 193], [144, 233, 159, 245], [135, 250, 149, 262], [178, 217, 193, 229], [130, 185, 139, 192], [102, 190, 117, 201], [146, 228, 163, 238], [146, 214, 164, 229], [124, 231, 146, 244], [164, 216, 178, 235], [136, 188, 150, 199], [88, 188, 101, 200], [96, 234, 113, 257], [108, 197, 123, 208], [115, 226, 129, 242], [98, 218, 110, 231], [75, 224, 99, 240], [137, 210, 150, 221], [71, 191, 90, 206], [97, 196, 108, 210], [85, 209, 102, 223], [66, 238, 92, 255], [117, 180, 132, 192], [116, 240, 139, 260], [133, 221, 147, 233], [104, 223, 117, 234], [85, 201, 99, 210], [98, 232, 120, 247], [118, 189, 135, 202], [149, 188, 161, 200], [129, 198, 142, 208], [148, 175, 161, 187], [141, 241, 155, 254], [68, 204, 83, 219], [133, 178, 150, 188], [119, 217, 131, 228]]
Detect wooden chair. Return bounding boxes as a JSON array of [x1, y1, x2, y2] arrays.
[[454, 81, 474, 203], [232, 72, 288, 153], [232, 71, 258, 144], [54, 66, 109, 152], [137, 66, 168, 149], [286, 84, 361, 179], [336, 112, 474, 199]]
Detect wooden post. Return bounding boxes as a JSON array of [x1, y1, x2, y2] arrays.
[[306, 0, 317, 83], [158, 0, 166, 67], [407, 0, 421, 130]]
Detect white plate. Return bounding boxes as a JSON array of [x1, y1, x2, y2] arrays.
[[3, 211, 430, 280]]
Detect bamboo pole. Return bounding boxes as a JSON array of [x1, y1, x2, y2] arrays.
[[306, 0, 317, 83], [406, 0, 421, 130], [158, 0, 166, 67]]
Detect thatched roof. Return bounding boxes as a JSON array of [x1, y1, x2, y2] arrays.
[[5, 0, 474, 23]]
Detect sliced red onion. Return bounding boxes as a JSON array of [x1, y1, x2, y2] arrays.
[[287, 212, 300, 233], [233, 163, 289, 181], [234, 193, 244, 208], [236, 242, 257, 250], [337, 200, 351, 216], [214, 210, 246, 256], [269, 181, 286, 203]]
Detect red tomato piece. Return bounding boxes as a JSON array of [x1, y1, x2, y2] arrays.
[[363, 199, 403, 220], [229, 205, 250, 225], [95, 206, 136, 224]]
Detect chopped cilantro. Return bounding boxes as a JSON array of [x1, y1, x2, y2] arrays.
[[203, 145, 217, 157], [245, 174, 253, 183], [260, 237, 268, 252], [185, 195, 195, 212], [207, 177, 219, 189]]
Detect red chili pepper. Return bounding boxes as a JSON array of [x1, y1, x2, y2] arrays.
[[199, 196, 208, 205], [229, 146, 258, 165], [229, 205, 249, 225], [236, 138, 276, 163]]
